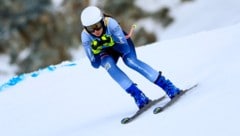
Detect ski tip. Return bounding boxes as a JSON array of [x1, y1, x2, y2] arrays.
[[183, 83, 199, 92], [153, 107, 163, 114], [189, 83, 199, 89], [193, 83, 199, 87], [121, 117, 131, 124]]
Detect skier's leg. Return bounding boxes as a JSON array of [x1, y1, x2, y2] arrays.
[[100, 55, 132, 90], [100, 55, 149, 108], [123, 38, 180, 99], [122, 53, 159, 83], [122, 37, 159, 83], [154, 72, 180, 99], [123, 55, 180, 98]]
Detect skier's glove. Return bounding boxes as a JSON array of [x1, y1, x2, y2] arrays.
[[91, 34, 115, 55], [100, 34, 114, 47], [91, 39, 102, 55]]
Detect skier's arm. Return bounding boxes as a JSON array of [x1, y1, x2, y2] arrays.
[[108, 18, 129, 46], [81, 31, 100, 68]]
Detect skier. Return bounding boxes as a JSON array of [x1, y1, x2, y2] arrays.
[[80, 6, 181, 109]]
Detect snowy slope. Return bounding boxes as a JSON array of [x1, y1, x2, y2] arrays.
[[161, 0, 240, 40], [0, 22, 240, 136], [135, 0, 240, 40]]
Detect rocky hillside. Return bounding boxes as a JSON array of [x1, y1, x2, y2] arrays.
[[0, 0, 190, 74]]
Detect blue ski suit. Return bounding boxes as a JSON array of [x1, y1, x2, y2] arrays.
[[81, 17, 159, 90]]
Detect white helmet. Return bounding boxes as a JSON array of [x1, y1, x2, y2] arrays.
[[80, 6, 103, 27]]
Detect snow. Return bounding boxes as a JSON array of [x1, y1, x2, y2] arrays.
[[1, 21, 240, 136], [136, 0, 240, 40], [161, 0, 240, 40], [1, 0, 240, 136], [0, 55, 18, 83]]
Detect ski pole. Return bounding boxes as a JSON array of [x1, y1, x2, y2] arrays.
[[125, 24, 137, 39]]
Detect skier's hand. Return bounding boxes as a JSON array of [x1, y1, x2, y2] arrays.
[[91, 39, 102, 55], [100, 34, 114, 47], [91, 35, 115, 55]]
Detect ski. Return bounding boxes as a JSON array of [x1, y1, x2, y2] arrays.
[[153, 84, 198, 114], [121, 96, 166, 124]]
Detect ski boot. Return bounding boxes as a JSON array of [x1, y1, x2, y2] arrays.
[[154, 72, 181, 99], [126, 84, 150, 109]]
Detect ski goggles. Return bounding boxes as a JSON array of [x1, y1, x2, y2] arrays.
[[85, 22, 103, 33]]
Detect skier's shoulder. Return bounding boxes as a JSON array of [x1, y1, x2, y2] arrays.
[[103, 14, 119, 27], [81, 29, 93, 46], [81, 29, 90, 39]]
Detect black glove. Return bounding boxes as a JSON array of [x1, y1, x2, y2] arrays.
[[91, 39, 102, 54], [91, 34, 115, 55], [100, 34, 114, 47]]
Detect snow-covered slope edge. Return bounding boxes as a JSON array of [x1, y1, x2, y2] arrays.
[[0, 23, 240, 136]]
